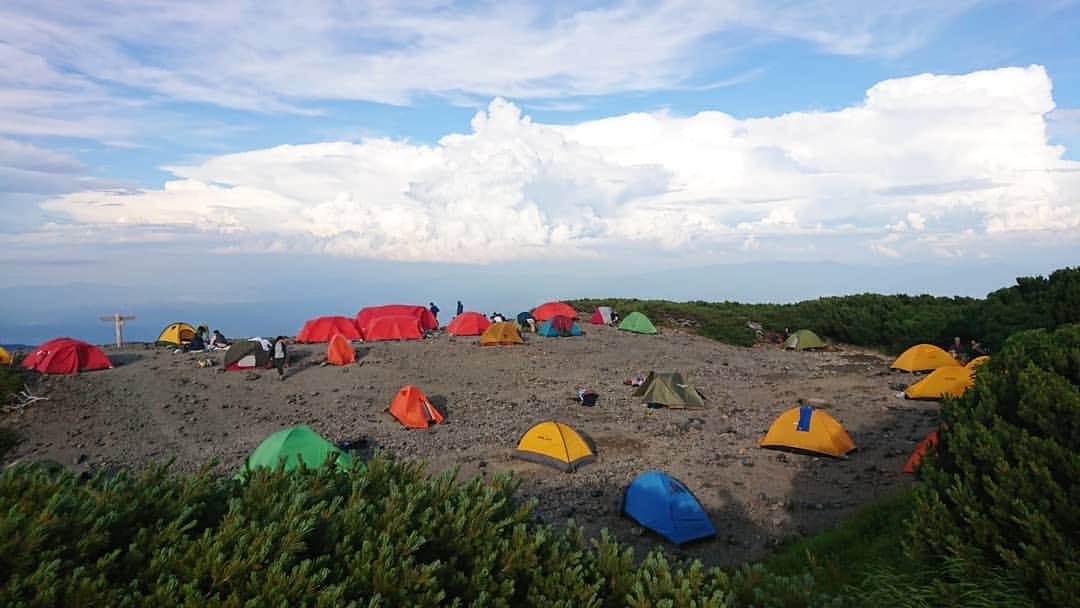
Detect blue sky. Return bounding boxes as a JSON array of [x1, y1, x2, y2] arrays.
[[1, 1, 1079, 343]]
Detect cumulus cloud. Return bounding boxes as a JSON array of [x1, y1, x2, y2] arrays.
[[28, 66, 1080, 263]]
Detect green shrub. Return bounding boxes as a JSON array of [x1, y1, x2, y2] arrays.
[[574, 266, 1079, 354], [910, 324, 1080, 606], [1, 454, 848, 607]]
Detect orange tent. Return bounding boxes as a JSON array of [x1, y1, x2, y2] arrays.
[[891, 344, 960, 372], [447, 312, 491, 336], [297, 316, 361, 343], [903, 430, 939, 474], [532, 301, 578, 322], [326, 334, 356, 365], [480, 322, 524, 346], [388, 385, 445, 429], [363, 316, 423, 341]]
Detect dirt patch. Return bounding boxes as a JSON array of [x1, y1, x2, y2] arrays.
[[1, 325, 939, 565]]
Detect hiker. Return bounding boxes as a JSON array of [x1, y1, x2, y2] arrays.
[[209, 329, 230, 349], [970, 339, 987, 356], [272, 336, 289, 380], [184, 331, 206, 352], [609, 310, 620, 326], [429, 302, 440, 323], [491, 312, 505, 323], [456, 300, 464, 316], [950, 336, 967, 362]]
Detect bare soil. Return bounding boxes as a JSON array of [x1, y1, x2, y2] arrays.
[[2, 324, 937, 565]]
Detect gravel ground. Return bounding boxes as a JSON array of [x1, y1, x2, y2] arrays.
[[2, 323, 938, 565]]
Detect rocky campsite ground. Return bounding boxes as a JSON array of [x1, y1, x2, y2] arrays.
[[2, 323, 938, 565]]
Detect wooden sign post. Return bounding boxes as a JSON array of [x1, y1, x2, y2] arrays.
[[100, 313, 136, 347]]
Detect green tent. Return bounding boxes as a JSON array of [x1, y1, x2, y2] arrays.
[[618, 311, 657, 334], [243, 425, 352, 474], [632, 372, 705, 409], [781, 329, 826, 351]]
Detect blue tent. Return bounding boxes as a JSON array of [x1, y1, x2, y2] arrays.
[[622, 471, 715, 544], [537, 318, 582, 337]]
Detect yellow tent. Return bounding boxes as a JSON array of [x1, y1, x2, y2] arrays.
[[904, 366, 974, 400], [891, 344, 960, 372], [480, 321, 524, 346], [759, 406, 856, 458], [965, 355, 990, 369], [157, 322, 197, 345], [514, 421, 596, 472], [0, 346, 10, 366]]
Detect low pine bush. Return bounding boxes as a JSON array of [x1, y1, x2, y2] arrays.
[[911, 323, 1080, 607]]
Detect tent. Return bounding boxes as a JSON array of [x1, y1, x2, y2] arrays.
[[0, 346, 10, 366], [297, 316, 361, 343], [781, 329, 825, 350], [480, 322, 524, 346], [537, 315, 582, 337], [223, 340, 271, 371], [891, 344, 960, 372], [622, 471, 716, 545], [618, 312, 657, 335], [903, 430, 939, 474], [514, 421, 596, 472], [244, 425, 351, 473], [355, 305, 437, 333], [363, 315, 423, 341], [326, 334, 356, 365], [156, 322, 197, 346], [759, 405, 856, 457], [447, 312, 491, 336], [904, 366, 974, 400], [531, 301, 578, 322], [632, 372, 705, 409], [21, 338, 112, 374], [966, 355, 990, 369], [388, 385, 445, 429], [588, 306, 614, 325]]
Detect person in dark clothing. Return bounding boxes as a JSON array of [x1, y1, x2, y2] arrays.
[[429, 302, 440, 323], [456, 300, 464, 316], [272, 336, 289, 380], [184, 332, 206, 352], [209, 329, 230, 348]]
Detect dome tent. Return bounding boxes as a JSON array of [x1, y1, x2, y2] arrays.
[[21, 338, 112, 374], [781, 329, 825, 350], [326, 334, 356, 365], [531, 301, 578, 322], [622, 471, 715, 544], [617, 312, 657, 334], [388, 385, 445, 429], [759, 405, 856, 458], [447, 312, 491, 336], [891, 344, 960, 372], [156, 322, 197, 346], [242, 425, 351, 474], [297, 316, 361, 343], [480, 322, 524, 346], [514, 421, 596, 472]]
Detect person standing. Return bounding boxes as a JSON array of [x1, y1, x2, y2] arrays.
[[456, 300, 464, 316], [272, 336, 289, 380], [429, 302, 440, 323]]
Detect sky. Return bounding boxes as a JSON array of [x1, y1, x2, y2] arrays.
[[1, 1, 1079, 343]]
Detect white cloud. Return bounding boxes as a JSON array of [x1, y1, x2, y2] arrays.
[[0, 1, 980, 123], [24, 66, 1080, 263]]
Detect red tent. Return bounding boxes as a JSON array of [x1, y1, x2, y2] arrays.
[[326, 334, 356, 365], [355, 305, 437, 334], [296, 316, 361, 343], [903, 430, 940, 474], [446, 312, 491, 336], [388, 385, 445, 429], [588, 310, 605, 324], [548, 315, 575, 334], [363, 316, 423, 341], [532, 301, 578, 321], [21, 338, 112, 374]]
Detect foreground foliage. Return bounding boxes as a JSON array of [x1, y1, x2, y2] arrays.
[[2, 456, 842, 607], [911, 323, 1080, 607], [574, 266, 1080, 353]]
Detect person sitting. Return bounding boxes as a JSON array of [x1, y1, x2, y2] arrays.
[[951, 336, 968, 362], [491, 312, 505, 323], [184, 332, 206, 352], [209, 330, 230, 349]]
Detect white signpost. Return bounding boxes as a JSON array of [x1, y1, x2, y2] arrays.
[[100, 313, 136, 347]]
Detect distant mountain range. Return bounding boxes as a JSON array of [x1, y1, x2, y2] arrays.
[[0, 260, 1054, 345]]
